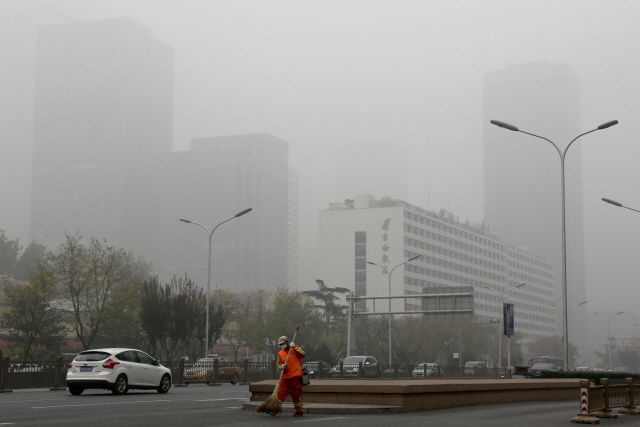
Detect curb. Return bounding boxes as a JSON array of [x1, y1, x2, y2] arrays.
[[243, 401, 403, 415]]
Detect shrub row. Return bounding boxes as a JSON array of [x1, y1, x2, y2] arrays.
[[540, 371, 640, 382]]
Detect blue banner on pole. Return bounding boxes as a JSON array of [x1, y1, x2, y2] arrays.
[[503, 303, 515, 336]]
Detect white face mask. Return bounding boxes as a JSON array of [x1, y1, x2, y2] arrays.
[[279, 343, 287, 349]]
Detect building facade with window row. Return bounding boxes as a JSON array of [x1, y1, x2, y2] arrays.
[[319, 194, 556, 341]]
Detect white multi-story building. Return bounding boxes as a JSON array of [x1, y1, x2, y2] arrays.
[[319, 194, 556, 341]]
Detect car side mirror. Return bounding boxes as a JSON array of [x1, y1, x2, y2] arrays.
[[153, 360, 160, 366]]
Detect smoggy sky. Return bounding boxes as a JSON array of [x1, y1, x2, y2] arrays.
[[2, 0, 640, 324]]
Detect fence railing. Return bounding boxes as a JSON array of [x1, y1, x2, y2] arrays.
[[0, 356, 68, 391], [0, 355, 514, 391], [572, 378, 640, 423], [310, 361, 509, 379]]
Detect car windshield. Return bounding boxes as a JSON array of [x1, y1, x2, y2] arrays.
[[75, 351, 111, 362], [531, 363, 555, 370], [342, 357, 365, 364]]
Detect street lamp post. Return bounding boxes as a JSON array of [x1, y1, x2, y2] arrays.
[[595, 311, 625, 370], [482, 282, 526, 369], [367, 254, 420, 365], [491, 119, 618, 372], [180, 207, 252, 357], [602, 198, 640, 214]]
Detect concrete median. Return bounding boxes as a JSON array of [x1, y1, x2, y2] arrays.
[[248, 378, 582, 413]]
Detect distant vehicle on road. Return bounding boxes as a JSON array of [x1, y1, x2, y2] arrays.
[[302, 361, 331, 378], [613, 367, 629, 373], [183, 357, 242, 384], [412, 363, 440, 378], [464, 361, 487, 376], [575, 366, 590, 372], [528, 356, 564, 370], [528, 362, 562, 378], [66, 348, 171, 395], [329, 356, 378, 378]]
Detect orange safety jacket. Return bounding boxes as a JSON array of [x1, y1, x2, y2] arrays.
[[277, 345, 305, 380]]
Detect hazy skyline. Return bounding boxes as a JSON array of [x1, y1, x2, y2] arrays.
[[2, 0, 640, 340]]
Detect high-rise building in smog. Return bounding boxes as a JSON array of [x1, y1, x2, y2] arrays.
[[160, 133, 290, 293], [483, 62, 587, 347], [30, 18, 174, 253], [287, 167, 300, 291], [29, 19, 294, 294], [319, 194, 556, 341]]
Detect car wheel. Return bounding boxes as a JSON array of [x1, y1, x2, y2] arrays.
[[157, 374, 171, 393], [69, 385, 84, 395], [231, 373, 240, 385], [112, 374, 128, 395]]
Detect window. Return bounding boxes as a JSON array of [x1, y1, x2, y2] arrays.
[[136, 351, 155, 365], [117, 351, 140, 363]]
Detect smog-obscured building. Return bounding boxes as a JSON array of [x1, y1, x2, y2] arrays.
[[159, 134, 290, 293], [30, 18, 174, 253], [319, 194, 556, 341]]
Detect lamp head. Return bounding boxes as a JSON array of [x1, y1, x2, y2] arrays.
[[598, 120, 618, 130], [179, 218, 192, 223], [490, 120, 519, 131], [602, 198, 623, 207], [235, 208, 253, 217], [408, 255, 421, 262]]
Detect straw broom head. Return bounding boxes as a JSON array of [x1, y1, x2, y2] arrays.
[[255, 383, 282, 414]]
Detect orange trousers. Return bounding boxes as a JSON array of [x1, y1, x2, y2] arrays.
[[277, 377, 303, 414]]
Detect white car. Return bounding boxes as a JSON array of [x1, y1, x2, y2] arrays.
[[412, 363, 440, 378], [66, 348, 172, 395]]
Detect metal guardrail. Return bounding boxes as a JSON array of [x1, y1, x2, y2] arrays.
[[0, 355, 514, 391], [572, 378, 640, 424], [0, 356, 70, 391]]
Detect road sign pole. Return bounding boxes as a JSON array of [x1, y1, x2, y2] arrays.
[[508, 336, 512, 379]]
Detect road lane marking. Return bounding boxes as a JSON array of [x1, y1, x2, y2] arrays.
[[31, 399, 171, 409], [31, 396, 248, 409], [295, 417, 347, 422], [193, 398, 248, 402], [0, 398, 66, 404]]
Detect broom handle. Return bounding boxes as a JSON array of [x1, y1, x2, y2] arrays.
[[278, 326, 300, 381]]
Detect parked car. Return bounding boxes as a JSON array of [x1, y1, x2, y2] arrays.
[[412, 363, 440, 378], [528, 362, 562, 377], [575, 366, 591, 372], [302, 361, 332, 378], [66, 348, 172, 395], [464, 361, 487, 376], [183, 357, 242, 384], [329, 356, 378, 378]]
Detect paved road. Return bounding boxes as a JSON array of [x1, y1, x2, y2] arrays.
[[0, 384, 637, 426]]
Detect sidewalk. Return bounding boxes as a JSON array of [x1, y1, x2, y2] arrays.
[[243, 401, 402, 415]]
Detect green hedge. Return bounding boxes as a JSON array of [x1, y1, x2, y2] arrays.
[[540, 371, 640, 382]]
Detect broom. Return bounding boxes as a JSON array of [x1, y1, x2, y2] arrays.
[[256, 326, 299, 415]]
